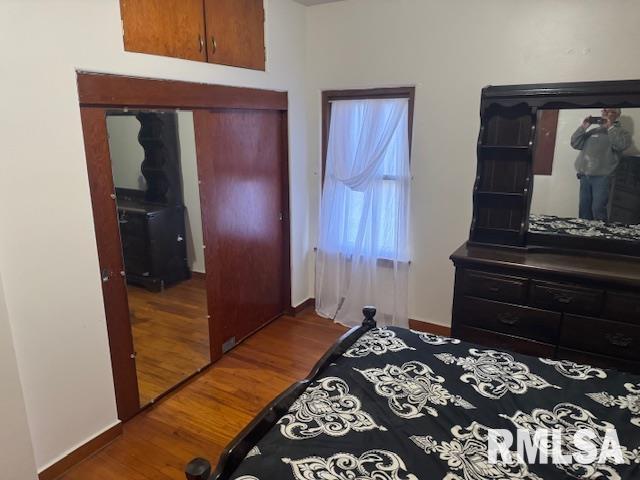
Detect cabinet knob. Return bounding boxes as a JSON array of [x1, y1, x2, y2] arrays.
[[211, 36, 217, 54], [606, 333, 632, 348], [554, 294, 574, 304], [101, 268, 112, 283], [498, 312, 519, 326], [198, 34, 204, 53]]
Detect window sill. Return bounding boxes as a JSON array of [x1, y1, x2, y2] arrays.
[[313, 247, 411, 267]]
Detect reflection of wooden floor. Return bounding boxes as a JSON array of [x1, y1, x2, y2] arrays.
[[59, 310, 347, 480], [128, 275, 210, 406]]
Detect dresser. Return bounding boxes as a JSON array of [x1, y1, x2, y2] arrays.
[[118, 199, 189, 291], [451, 243, 640, 373]]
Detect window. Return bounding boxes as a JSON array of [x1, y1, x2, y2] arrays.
[[321, 88, 414, 261]]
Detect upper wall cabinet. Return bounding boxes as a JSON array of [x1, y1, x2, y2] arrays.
[[120, 0, 207, 62], [204, 0, 265, 70], [119, 0, 266, 71]]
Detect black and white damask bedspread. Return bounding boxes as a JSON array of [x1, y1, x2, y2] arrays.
[[229, 327, 640, 480], [529, 214, 640, 242]]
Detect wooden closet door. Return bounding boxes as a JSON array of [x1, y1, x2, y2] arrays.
[[204, 0, 266, 70], [120, 0, 206, 61], [80, 107, 140, 421], [194, 109, 288, 356]]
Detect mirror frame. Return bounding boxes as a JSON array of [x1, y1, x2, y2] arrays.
[[471, 78, 640, 257]]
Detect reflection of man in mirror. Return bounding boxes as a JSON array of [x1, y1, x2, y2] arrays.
[[571, 108, 632, 221]]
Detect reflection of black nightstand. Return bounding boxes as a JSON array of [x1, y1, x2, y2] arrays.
[[118, 199, 190, 292], [610, 155, 640, 224]]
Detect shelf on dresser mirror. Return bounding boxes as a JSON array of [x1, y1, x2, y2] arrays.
[[479, 144, 530, 150], [474, 191, 525, 198]]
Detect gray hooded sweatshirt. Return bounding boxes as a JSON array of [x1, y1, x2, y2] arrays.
[[571, 122, 632, 176]]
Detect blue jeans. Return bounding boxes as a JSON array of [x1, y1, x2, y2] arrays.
[[579, 174, 610, 221]]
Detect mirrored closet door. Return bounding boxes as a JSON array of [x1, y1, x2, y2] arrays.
[[106, 110, 210, 407], [79, 72, 291, 421]]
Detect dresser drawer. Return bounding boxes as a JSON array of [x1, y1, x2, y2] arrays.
[[530, 281, 603, 315], [456, 296, 560, 344], [462, 270, 528, 303], [456, 325, 556, 358], [560, 314, 640, 361], [603, 292, 640, 324], [557, 348, 640, 374]]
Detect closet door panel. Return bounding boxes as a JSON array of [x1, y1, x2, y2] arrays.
[[204, 0, 265, 70], [194, 109, 285, 352], [120, 0, 207, 61], [80, 107, 140, 421]]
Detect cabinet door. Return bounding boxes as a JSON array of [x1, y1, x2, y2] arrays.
[[120, 0, 206, 61], [204, 0, 266, 70]]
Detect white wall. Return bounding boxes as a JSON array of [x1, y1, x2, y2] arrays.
[[532, 108, 640, 217], [178, 111, 206, 274], [0, 273, 38, 480], [106, 116, 146, 190], [305, 0, 640, 327], [0, 0, 310, 471]]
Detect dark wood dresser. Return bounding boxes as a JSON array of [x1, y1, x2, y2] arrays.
[[118, 199, 189, 292], [451, 243, 640, 373]]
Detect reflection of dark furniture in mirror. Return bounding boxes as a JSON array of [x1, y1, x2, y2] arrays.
[[114, 112, 189, 291], [610, 155, 640, 224], [118, 201, 189, 291], [453, 80, 640, 373]]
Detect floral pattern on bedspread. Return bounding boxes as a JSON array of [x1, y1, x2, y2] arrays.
[[228, 328, 640, 480], [529, 213, 640, 242]]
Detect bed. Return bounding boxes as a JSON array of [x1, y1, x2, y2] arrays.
[[529, 214, 640, 242], [185, 308, 640, 480]]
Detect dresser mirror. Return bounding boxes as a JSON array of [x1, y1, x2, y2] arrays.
[[529, 108, 640, 244], [468, 80, 640, 257], [106, 109, 210, 407]]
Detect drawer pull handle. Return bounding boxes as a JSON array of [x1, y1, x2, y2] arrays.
[[554, 294, 574, 304], [606, 333, 632, 348], [498, 313, 519, 326]]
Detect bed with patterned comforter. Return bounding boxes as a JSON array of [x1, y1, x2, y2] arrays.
[[227, 327, 640, 480]]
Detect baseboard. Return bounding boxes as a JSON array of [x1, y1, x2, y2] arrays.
[[288, 298, 315, 316], [408, 319, 451, 336], [191, 271, 206, 280], [38, 422, 122, 480]]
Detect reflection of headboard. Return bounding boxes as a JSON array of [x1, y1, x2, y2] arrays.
[[610, 155, 640, 224]]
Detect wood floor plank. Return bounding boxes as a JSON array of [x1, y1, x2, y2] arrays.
[[127, 277, 210, 406], [58, 309, 347, 480]]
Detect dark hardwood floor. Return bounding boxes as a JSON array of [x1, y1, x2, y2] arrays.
[[58, 310, 347, 480], [128, 276, 210, 406]]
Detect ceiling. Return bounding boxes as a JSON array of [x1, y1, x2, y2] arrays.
[[294, 0, 345, 6]]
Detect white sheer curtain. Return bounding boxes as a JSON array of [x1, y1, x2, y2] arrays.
[[315, 98, 410, 327]]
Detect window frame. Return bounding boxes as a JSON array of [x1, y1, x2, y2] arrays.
[[320, 87, 416, 264], [321, 87, 416, 183]]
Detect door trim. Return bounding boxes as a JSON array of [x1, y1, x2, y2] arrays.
[[77, 71, 286, 110], [77, 72, 290, 420]]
